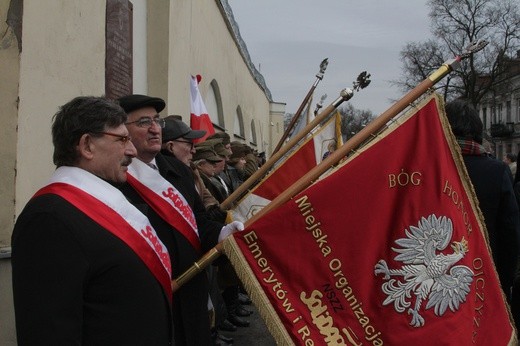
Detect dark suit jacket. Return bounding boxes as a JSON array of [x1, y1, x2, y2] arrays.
[[119, 153, 222, 346], [463, 154, 520, 301], [12, 194, 172, 345], [200, 171, 227, 203]]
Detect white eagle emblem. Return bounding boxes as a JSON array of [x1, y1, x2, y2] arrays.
[[374, 214, 473, 327]]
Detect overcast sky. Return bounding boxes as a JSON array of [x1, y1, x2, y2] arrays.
[[227, 0, 434, 115]]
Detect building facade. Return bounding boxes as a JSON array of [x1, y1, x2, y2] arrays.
[[0, 1, 285, 344], [479, 51, 520, 160]]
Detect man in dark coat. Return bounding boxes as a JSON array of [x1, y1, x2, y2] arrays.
[[445, 99, 520, 303], [12, 97, 173, 345], [117, 94, 243, 345]]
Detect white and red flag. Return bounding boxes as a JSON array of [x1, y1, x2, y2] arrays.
[[190, 74, 215, 143], [224, 93, 516, 345]]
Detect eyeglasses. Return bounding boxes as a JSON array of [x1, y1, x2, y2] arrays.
[[173, 139, 194, 149], [125, 116, 165, 128], [93, 131, 132, 144]]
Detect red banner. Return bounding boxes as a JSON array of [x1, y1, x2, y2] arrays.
[[224, 94, 516, 345], [231, 114, 341, 222]]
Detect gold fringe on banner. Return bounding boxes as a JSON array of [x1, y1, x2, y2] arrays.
[[223, 237, 295, 345]]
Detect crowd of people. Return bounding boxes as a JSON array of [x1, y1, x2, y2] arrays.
[[11, 94, 264, 346]]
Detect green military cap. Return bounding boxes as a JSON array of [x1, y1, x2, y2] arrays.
[[206, 132, 231, 146], [214, 142, 232, 157], [197, 138, 232, 157], [193, 147, 223, 163], [196, 138, 223, 149]]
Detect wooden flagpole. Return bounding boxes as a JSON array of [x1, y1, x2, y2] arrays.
[[220, 71, 370, 210], [271, 58, 329, 155], [220, 88, 349, 210], [172, 41, 487, 291]]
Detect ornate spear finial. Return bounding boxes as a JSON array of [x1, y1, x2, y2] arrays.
[[460, 40, 488, 59], [317, 58, 329, 80], [314, 94, 328, 115]]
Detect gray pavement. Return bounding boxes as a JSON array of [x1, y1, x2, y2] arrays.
[[221, 304, 277, 346]]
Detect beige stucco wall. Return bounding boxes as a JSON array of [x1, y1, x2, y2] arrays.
[[0, 0, 18, 249], [0, 1, 19, 344], [15, 1, 106, 215], [166, 1, 275, 151], [1, 1, 106, 344]]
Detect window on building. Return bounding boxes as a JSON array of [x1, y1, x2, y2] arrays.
[[492, 106, 497, 123], [205, 79, 225, 129], [482, 107, 487, 129], [506, 101, 512, 123], [234, 106, 245, 139], [516, 98, 520, 123], [250, 119, 257, 146], [498, 104, 503, 123]]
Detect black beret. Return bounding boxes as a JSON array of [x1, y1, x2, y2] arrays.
[[118, 94, 166, 113]]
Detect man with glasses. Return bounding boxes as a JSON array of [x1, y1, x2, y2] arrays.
[[161, 115, 205, 166], [12, 96, 173, 345], [117, 94, 243, 346]]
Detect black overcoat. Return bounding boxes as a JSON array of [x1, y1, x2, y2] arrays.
[[463, 154, 520, 301], [12, 193, 173, 345]]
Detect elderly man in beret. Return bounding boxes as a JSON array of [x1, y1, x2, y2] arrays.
[[116, 94, 244, 346]]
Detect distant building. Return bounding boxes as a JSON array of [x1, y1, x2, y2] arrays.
[[479, 50, 520, 159]]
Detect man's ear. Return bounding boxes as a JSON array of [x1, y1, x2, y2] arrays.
[[77, 133, 95, 160]]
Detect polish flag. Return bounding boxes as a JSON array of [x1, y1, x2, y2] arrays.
[[190, 75, 215, 143]]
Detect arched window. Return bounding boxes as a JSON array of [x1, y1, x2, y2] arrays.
[[234, 106, 245, 139], [250, 119, 257, 145], [205, 79, 225, 128]]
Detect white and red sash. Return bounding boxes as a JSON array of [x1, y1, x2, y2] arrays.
[[127, 159, 201, 252], [33, 167, 172, 301]]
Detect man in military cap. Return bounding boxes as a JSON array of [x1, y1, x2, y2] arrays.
[[193, 144, 227, 204], [196, 138, 232, 202]]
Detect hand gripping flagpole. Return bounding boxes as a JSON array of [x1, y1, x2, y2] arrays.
[[272, 58, 329, 155], [219, 71, 371, 211], [172, 40, 486, 291]]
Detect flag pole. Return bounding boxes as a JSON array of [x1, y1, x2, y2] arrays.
[[272, 58, 329, 155], [172, 40, 487, 291], [219, 71, 371, 211]]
